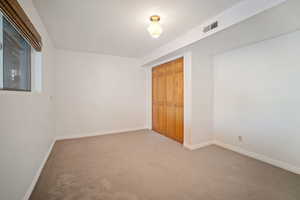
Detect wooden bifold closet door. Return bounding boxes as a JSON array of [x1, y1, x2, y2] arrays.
[[152, 57, 184, 144]]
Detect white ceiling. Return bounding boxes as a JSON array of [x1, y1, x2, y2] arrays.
[[146, 0, 300, 67], [33, 0, 242, 58]]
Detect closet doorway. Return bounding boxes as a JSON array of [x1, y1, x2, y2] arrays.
[[152, 57, 184, 144]]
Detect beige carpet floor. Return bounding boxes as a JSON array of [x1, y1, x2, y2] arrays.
[[30, 130, 300, 200]]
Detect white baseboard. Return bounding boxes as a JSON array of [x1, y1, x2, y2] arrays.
[[184, 141, 214, 150], [55, 127, 149, 141], [214, 141, 300, 175], [183, 140, 300, 175], [23, 140, 56, 200]]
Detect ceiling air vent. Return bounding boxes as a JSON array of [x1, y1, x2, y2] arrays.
[[203, 21, 218, 33]]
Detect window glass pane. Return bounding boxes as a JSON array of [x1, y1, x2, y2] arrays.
[[3, 17, 31, 91]]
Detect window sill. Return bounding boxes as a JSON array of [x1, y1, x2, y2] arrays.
[[0, 88, 31, 92], [0, 89, 42, 96]]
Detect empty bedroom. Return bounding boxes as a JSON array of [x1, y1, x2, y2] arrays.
[[0, 0, 299, 199]]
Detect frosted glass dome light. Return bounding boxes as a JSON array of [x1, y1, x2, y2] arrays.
[[148, 15, 163, 38]]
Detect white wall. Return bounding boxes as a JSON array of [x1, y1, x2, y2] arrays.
[[0, 0, 56, 200], [54, 50, 147, 138], [190, 51, 214, 145], [214, 30, 300, 169]]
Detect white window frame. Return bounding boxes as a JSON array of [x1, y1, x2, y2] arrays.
[[32, 50, 42, 93]]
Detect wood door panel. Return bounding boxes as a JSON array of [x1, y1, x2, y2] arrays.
[[166, 105, 176, 139], [152, 104, 158, 132], [152, 57, 184, 143], [175, 106, 184, 143], [176, 71, 184, 106], [158, 104, 167, 134]]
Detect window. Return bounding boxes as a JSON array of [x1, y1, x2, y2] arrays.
[[0, 13, 32, 91]]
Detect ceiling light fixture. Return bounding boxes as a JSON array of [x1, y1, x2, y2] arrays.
[[147, 15, 163, 39]]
